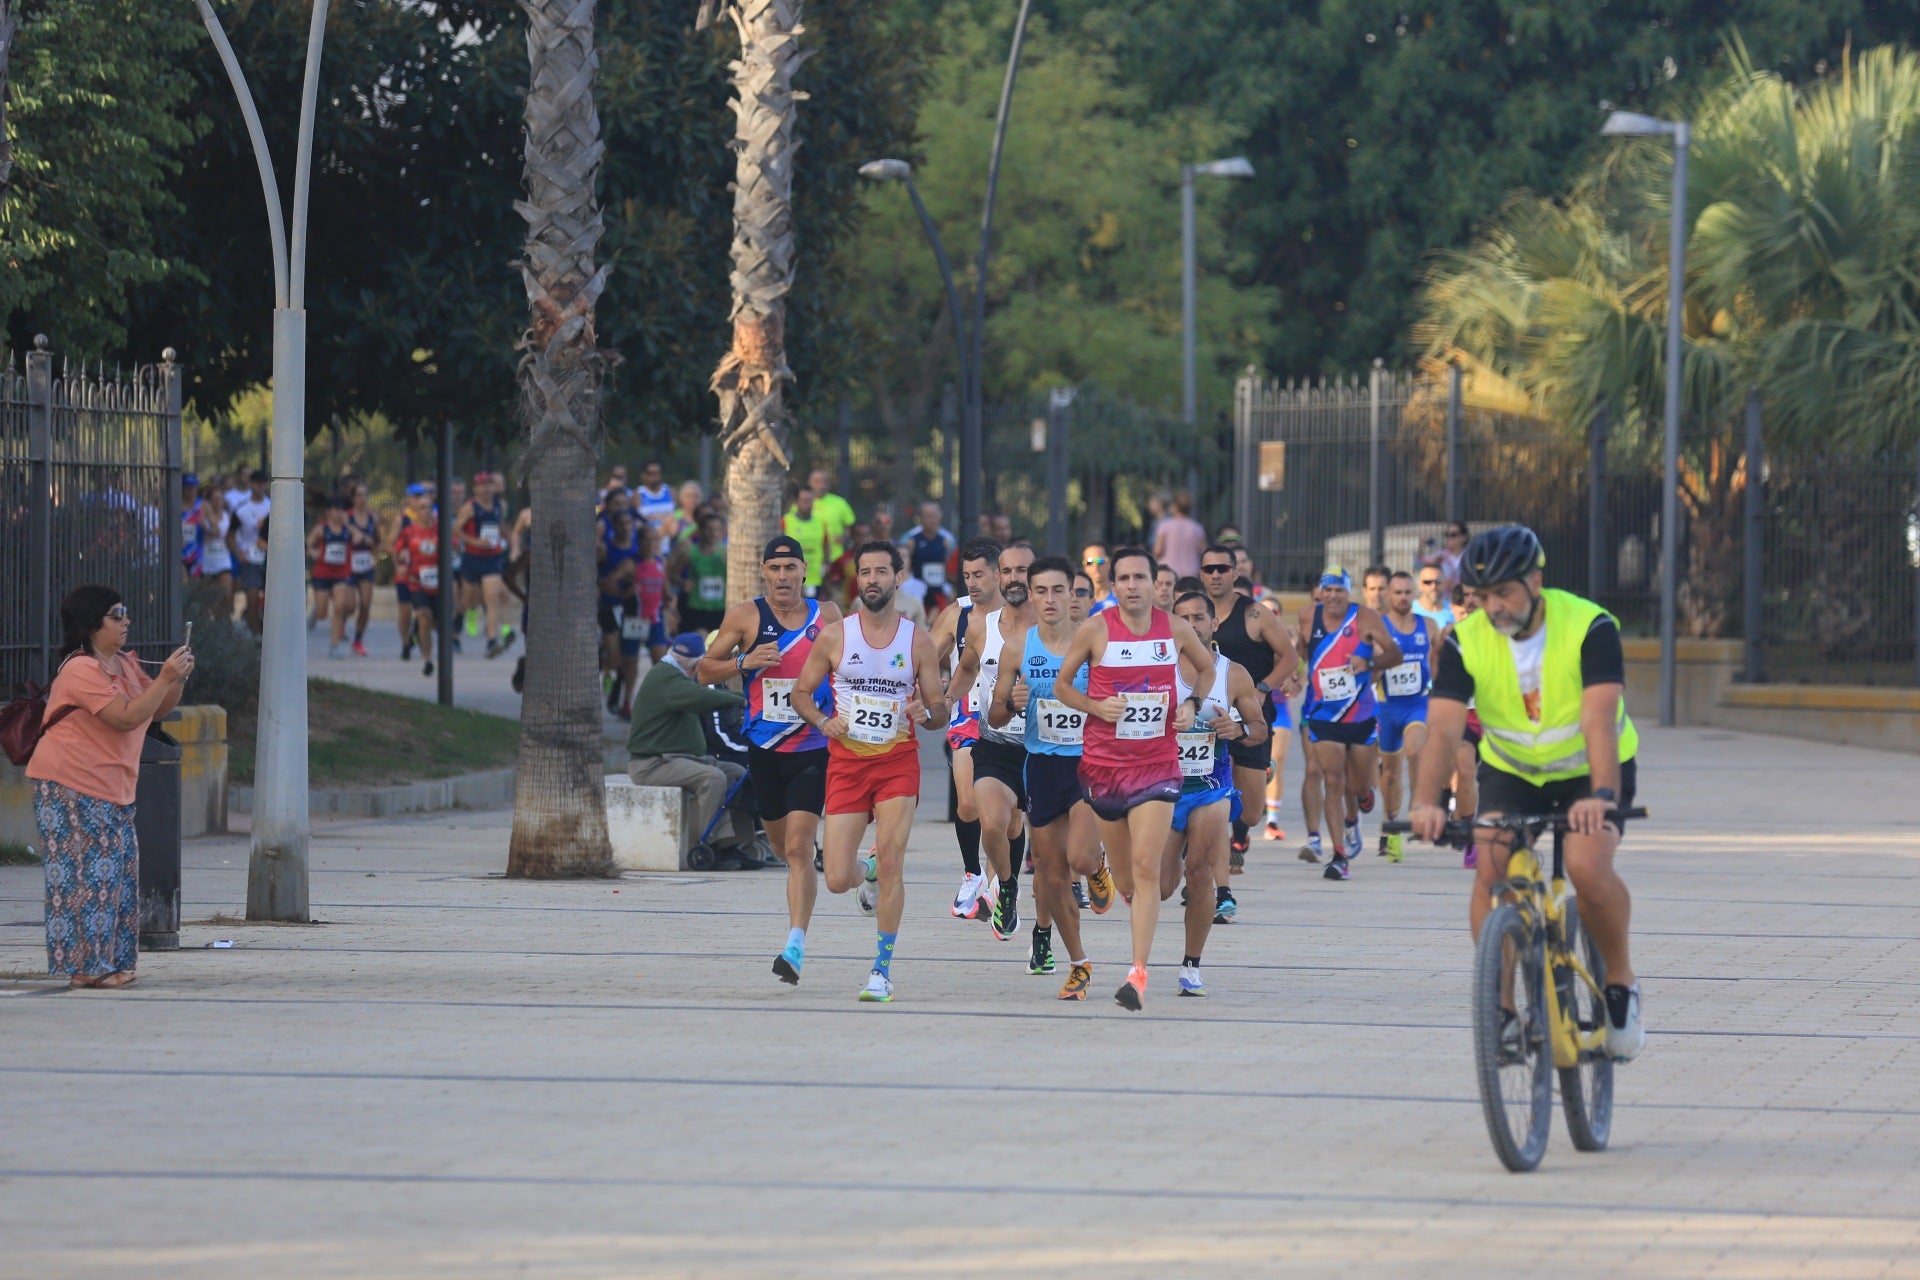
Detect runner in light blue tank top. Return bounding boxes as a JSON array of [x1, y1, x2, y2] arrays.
[[1021, 627, 1088, 759]]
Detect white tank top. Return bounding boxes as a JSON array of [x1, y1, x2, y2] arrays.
[[1174, 652, 1238, 780], [831, 613, 918, 756], [978, 608, 1027, 744]]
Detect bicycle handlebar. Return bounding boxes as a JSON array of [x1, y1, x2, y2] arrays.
[[1381, 808, 1647, 845]]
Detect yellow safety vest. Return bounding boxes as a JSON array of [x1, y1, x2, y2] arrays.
[[1453, 588, 1637, 783]]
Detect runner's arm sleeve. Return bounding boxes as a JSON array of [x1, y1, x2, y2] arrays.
[[1581, 616, 1626, 686], [1429, 635, 1474, 703]]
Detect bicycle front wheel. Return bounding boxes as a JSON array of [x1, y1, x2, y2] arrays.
[[1557, 896, 1614, 1152], [1473, 902, 1552, 1172]]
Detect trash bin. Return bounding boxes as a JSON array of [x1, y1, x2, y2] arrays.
[[136, 722, 182, 951]]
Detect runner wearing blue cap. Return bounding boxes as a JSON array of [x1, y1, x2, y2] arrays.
[[1294, 567, 1401, 880]]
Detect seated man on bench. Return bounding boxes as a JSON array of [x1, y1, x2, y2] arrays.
[[627, 633, 764, 867]]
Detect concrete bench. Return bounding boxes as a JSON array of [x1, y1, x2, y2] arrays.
[[604, 775, 691, 872]]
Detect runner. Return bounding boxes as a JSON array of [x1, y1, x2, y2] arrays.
[[1202, 543, 1298, 871], [944, 542, 1037, 952], [1080, 545, 1117, 614], [633, 459, 676, 531], [696, 535, 843, 986], [1160, 590, 1269, 994], [1361, 564, 1391, 615], [1152, 563, 1179, 611], [904, 502, 957, 611], [230, 469, 271, 633], [932, 539, 1003, 922], [1260, 597, 1301, 844], [671, 513, 730, 636], [789, 541, 949, 1003], [196, 484, 235, 615], [1376, 570, 1440, 862], [1052, 548, 1217, 1010], [394, 506, 442, 676], [344, 482, 381, 657], [1411, 525, 1645, 1059], [393, 484, 431, 661], [457, 472, 516, 658], [982, 556, 1117, 999], [306, 496, 357, 659], [1296, 567, 1401, 880], [597, 508, 644, 719], [634, 525, 670, 665], [1414, 562, 1456, 628]]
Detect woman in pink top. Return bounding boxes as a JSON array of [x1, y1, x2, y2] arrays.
[[25, 586, 194, 989], [1151, 491, 1208, 579]]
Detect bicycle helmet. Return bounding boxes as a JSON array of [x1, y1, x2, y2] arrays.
[[1458, 525, 1545, 588]]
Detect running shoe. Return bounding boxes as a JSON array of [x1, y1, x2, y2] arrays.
[[1298, 841, 1321, 864], [1462, 842, 1478, 870], [422, 659, 434, 677], [1213, 887, 1237, 924], [465, 608, 481, 638], [991, 881, 1019, 941], [860, 853, 879, 883], [1605, 983, 1646, 1061], [1071, 879, 1090, 910], [1323, 852, 1351, 881], [857, 881, 878, 916], [1058, 962, 1091, 1000], [1027, 931, 1054, 975], [328, 643, 344, 659], [1344, 819, 1363, 860], [1384, 832, 1405, 863], [1178, 965, 1207, 997], [951, 871, 985, 918], [1230, 830, 1250, 857], [500, 625, 518, 652], [1115, 964, 1147, 1011], [351, 638, 368, 657], [400, 641, 413, 662], [1358, 788, 1376, 814], [485, 637, 503, 659], [1263, 818, 1286, 841], [772, 944, 804, 985], [1229, 846, 1246, 875], [859, 970, 892, 1002], [1086, 859, 1117, 914]]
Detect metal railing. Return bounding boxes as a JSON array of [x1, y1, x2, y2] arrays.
[[1, 338, 185, 695]]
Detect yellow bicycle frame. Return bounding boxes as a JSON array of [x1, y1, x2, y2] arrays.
[[1493, 843, 1610, 1071]]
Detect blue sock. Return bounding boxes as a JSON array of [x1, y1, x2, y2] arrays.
[[786, 927, 805, 955], [874, 931, 898, 978]]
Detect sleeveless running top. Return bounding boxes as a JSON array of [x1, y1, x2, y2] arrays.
[[745, 597, 829, 752], [1303, 603, 1376, 723], [907, 530, 951, 592], [601, 531, 640, 605], [1213, 595, 1275, 686], [1021, 627, 1089, 757], [635, 556, 666, 623], [976, 609, 1028, 745], [686, 546, 728, 611], [1082, 606, 1179, 773], [348, 510, 380, 575], [948, 598, 978, 727], [1381, 612, 1432, 703], [829, 613, 919, 761], [314, 523, 353, 581], [464, 499, 505, 555], [1174, 652, 1237, 787]]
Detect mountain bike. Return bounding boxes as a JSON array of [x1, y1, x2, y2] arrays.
[[1385, 807, 1646, 1172]]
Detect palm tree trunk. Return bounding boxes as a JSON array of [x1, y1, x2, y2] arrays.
[[703, 0, 807, 604], [508, 0, 615, 879], [0, 1, 16, 193]]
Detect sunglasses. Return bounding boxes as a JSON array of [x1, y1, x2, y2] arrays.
[[1200, 563, 1234, 574], [1072, 587, 1093, 597], [1083, 556, 1107, 566], [105, 606, 129, 621], [1419, 578, 1440, 587], [1446, 529, 1468, 539]]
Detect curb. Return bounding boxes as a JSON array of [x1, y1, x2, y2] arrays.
[[232, 744, 629, 821]]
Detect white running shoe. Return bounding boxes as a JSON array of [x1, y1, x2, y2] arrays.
[[1344, 819, 1363, 859], [951, 871, 985, 918], [857, 881, 878, 916], [859, 970, 893, 1002], [1605, 983, 1646, 1061]]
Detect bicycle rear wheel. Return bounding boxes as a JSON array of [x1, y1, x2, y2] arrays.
[[1473, 902, 1552, 1171], [1557, 897, 1614, 1152]]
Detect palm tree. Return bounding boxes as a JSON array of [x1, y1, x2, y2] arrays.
[[507, 0, 615, 878], [697, 0, 806, 603], [0, 1, 15, 193]]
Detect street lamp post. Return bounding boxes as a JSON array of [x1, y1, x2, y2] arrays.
[[858, 159, 970, 416], [1602, 110, 1690, 728], [1181, 155, 1253, 496], [194, 0, 332, 920]]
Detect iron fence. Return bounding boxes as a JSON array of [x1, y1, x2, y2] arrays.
[[1234, 367, 1920, 685], [1, 338, 185, 696]]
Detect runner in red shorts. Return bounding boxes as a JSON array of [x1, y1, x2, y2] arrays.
[[1052, 547, 1217, 1010], [792, 540, 948, 1003]]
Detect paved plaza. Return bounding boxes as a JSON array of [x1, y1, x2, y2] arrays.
[[4, 725, 1919, 1278]]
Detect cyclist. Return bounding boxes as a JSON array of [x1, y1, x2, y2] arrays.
[[1410, 525, 1645, 1060]]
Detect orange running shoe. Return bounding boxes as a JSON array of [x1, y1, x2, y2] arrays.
[[1086, 859, 1117, 914], [1058, 962, 1091, 1000], [1114, 964, 1147, 1011]]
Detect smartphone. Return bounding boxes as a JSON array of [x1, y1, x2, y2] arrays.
[[183, 622, 193, 650]]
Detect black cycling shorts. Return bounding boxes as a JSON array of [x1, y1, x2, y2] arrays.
[[1475, 758, 1637, 831], [1227, 697, 1278, 771], [748, 744, 827, 822], [1304, 717, 1379, 747], [971, 736, 1028, 811]]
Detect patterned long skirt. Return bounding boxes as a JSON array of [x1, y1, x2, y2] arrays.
[[33, 779, 139, 977]]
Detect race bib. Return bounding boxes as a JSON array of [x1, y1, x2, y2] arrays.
[[846, 692, 901, 746], [350, 549, 376, 574], [322, 542, 348, 565], [621, 613, 645, 641], [1384, 661, 1425, 698], [417, 566, 439, 589], [1033, 698, 1084, 747], [698, 575, 725, 603], [921, 563, 946, 589], [1316, 667, 1358, 703], [479, 522, 502, 548], [1117, 691, 1169, 740], [243, 538, 267, 566], [760, 677, 800, 724], [1177, 730, 1215, 778], [182, 516, 198, 542]]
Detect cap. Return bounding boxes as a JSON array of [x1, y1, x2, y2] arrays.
[[182, 473, 200, 488], [762, 534, 806, 564], [406, 482, 428, 497], [1318, 567, 1351, 590], [473, 470, 493, 484], [669, 632, 707, 660]]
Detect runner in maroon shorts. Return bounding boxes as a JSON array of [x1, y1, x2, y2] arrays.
[[1052, 547, 1217, 1010]]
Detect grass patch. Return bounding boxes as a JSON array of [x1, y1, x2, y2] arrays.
[[0, 840, 40, 867], [229, 679, 520, 789]]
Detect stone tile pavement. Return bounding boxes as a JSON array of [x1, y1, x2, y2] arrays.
[[2, 726, 1918, 1278]]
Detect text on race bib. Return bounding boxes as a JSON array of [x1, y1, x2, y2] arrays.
[[1033, 698, 1084, 746], [921, 563, 946, 589], [1384, 661, 1425, 697], [244, 541, 267, 565], [417, 567, 439, 589], [479, 522, 502, 547], [698, 575, 725, 602], [350, 549, 376, 574], [846, 692, 901, 746], [620, 613, 645, 641], [1316, 667, 1358, 703], [760, 677, 799, 723], [322, 542, 348, 565], [1116, 690, 1169, 740], [1177, 730, 1216, 778]]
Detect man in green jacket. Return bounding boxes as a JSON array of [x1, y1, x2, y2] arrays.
[[628, 633, 756, 857]]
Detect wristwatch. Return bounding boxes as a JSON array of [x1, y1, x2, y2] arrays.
[[1592, 787, 1617, 803]]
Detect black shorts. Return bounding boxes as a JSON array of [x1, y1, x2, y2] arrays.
[[597, 601, 628, 637], [971, 736, 1028, 811], [1024, 752, 1082, 828], [748, 744, 827, 823], [1304, 718, 1379, 747], [680, 606, 726, 636], [1475, 758, 1638, 831], [1227, 697, 1279, 771], [1464, 722, 1483, 748]]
